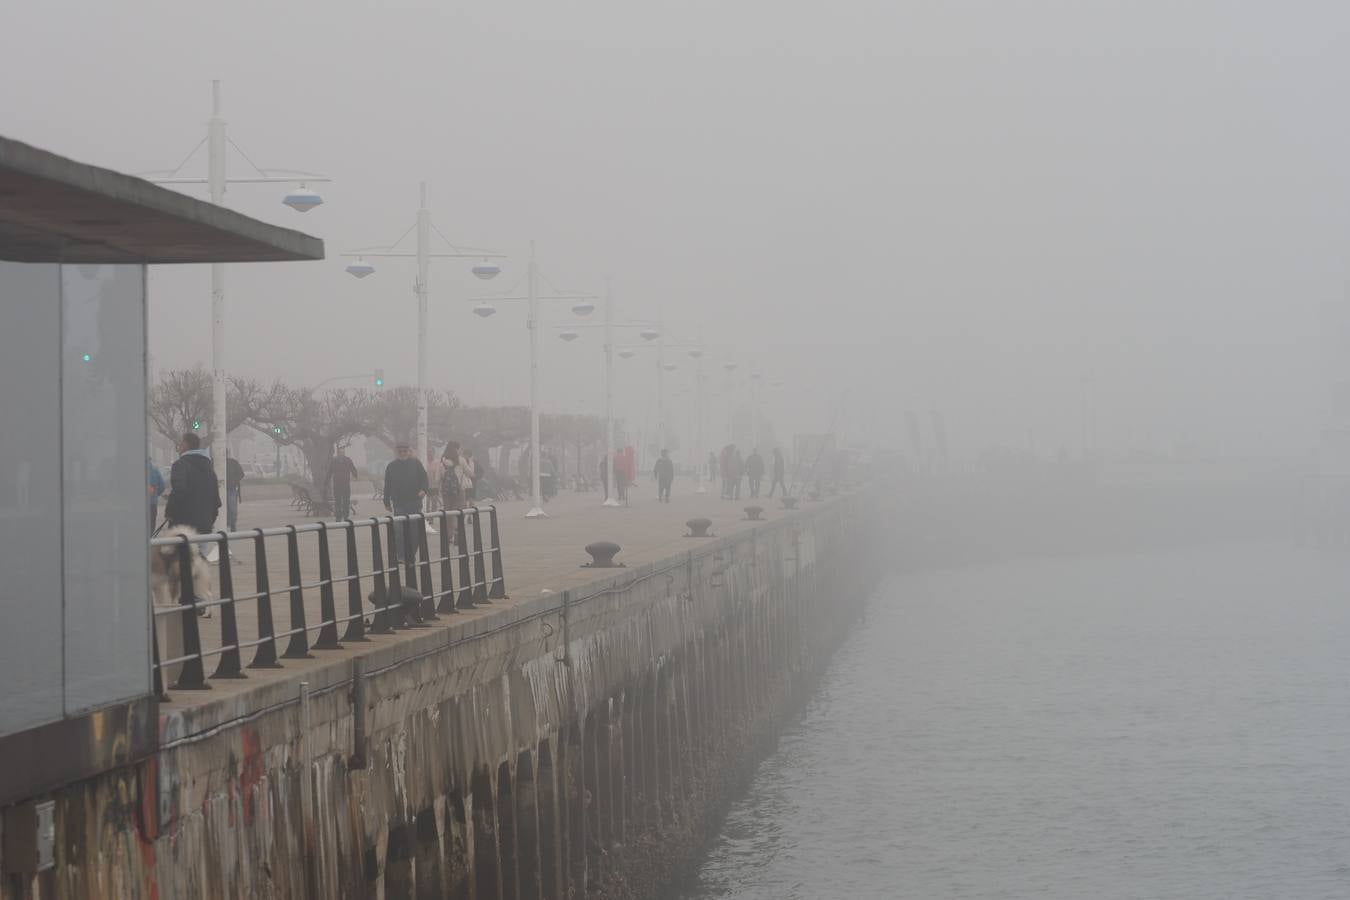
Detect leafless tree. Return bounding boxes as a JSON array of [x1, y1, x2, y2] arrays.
[[368, 387, 461, 453], [241, 385, 383, 499]]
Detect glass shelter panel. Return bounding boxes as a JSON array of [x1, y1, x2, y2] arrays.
[[0, 262, 65, 734], [61, 265, 150, 714]]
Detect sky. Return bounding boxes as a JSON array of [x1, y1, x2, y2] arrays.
[[5, 0, 1350, 461]]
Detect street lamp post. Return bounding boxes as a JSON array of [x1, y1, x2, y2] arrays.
[[613, 328, 703, 489], [343, 183, 504, 464], [146, 80, 330, 464], [554, 291, 659, 506], [472, 243, 598, 517], [689, 339, 707, 493], [723, 361, 739, 440]]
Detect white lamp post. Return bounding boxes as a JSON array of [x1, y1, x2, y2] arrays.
[[723, 361, 740, 441], [342, 182, 504, 464], [472, 243, 598, 517], [553, 287, 660, 506], [145, 80, 330, 463]]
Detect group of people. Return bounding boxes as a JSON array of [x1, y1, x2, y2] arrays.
[[377, 440, 483, 561], [716, 445, 787, 500]]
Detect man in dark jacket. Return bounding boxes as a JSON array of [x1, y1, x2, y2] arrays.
[[224, 454, 245, 531], [745, 448, 765, 498], [165, 433, 221, 557], [326, 446, 359, 519], [653, 449, 675, 503], [768, 447, 788, 497], [384, 442, 428, 562]]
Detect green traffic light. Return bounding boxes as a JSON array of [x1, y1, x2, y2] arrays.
[[191, 420, 201, 430], [81, 353, 92, 363]]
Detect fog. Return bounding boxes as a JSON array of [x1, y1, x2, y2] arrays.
[[5, 0, 1350, 460]]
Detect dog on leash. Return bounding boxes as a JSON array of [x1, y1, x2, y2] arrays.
[[151, 525, 215, 616]]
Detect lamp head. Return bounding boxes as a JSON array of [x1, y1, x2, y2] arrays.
[[345, 258, 375, 279], [282, 184, 323, 212]]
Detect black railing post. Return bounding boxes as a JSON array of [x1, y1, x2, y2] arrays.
[[385, 514, 409, 629], [211, 533, 245, 679], [249, 529, 282, 669], [488, 505, 508, 599], [172, 538, 210, 690], [151, 612, 166, 700], [417, 513, 438, 622], [471, 507, 490, 605], [314, 522, 342, 650], [341, 520, 370, 643], [282, 525, 313, 659], [369, 518, 395, 634], [437, 508, 458, 615], [402, 516, 427, 626], [456, 509, 475, 610]]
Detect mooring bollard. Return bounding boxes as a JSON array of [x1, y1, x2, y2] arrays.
[[685, 517, 714, 538], [744, 505, 765, 521], [781, 496, 799, 510], [583, 541, 624, 568]]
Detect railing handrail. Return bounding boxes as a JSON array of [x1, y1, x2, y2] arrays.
[[150, 505, 501, 546]]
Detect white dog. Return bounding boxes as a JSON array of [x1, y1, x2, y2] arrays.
[[150, 525, 215, 612], [151, 526, 216, 686]]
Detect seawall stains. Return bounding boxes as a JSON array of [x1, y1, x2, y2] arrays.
[[3, 496, 878, 900]]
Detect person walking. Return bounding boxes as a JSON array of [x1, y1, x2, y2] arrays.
[[327, 446, 359, 519], [224, 453, 245, 532], [147, 457, 165, 532], [767, 447, 788, 497], [745, 448, 765, 498], [707, 451, 719, 490], [653, 449, 675, 503], [438, 442, 465, 543], [462, 448, 479, 504], [730, 447, 744, 500], [164, 432, 221, 562], [439, 442, 464, 509], [425, 450, 444, 511], [383, 442, 428, 563]]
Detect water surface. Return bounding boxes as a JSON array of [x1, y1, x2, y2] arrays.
[[680, 542, 1350, 899]]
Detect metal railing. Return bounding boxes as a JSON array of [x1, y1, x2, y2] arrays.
[[150, 505, 508, 696]]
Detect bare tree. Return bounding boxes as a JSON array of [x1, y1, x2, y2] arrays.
[[450, 405, 531, 450], [369, 387, 460, 452], [242, 385, 383, 499], [148, 367, 212, 445], [148, 368, 271, 449]]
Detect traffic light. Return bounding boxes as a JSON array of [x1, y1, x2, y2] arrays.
[[373, 368, 385, 388], [272, 425, 284, 435], [191, 419, 202, 431]]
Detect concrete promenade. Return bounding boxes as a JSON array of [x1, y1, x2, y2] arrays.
[[159, 476, 800, 716]]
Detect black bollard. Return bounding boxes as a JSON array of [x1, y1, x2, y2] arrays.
[[781, 496, 799, 510], [744, 505, 765, 521], [685, 517, 714, 538], [583, 541, 624, 568]]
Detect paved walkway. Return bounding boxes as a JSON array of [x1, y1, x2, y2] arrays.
[[157, 478, 796, 712]]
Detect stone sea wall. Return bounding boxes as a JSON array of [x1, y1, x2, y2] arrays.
[[7, 494, 879, 899]]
